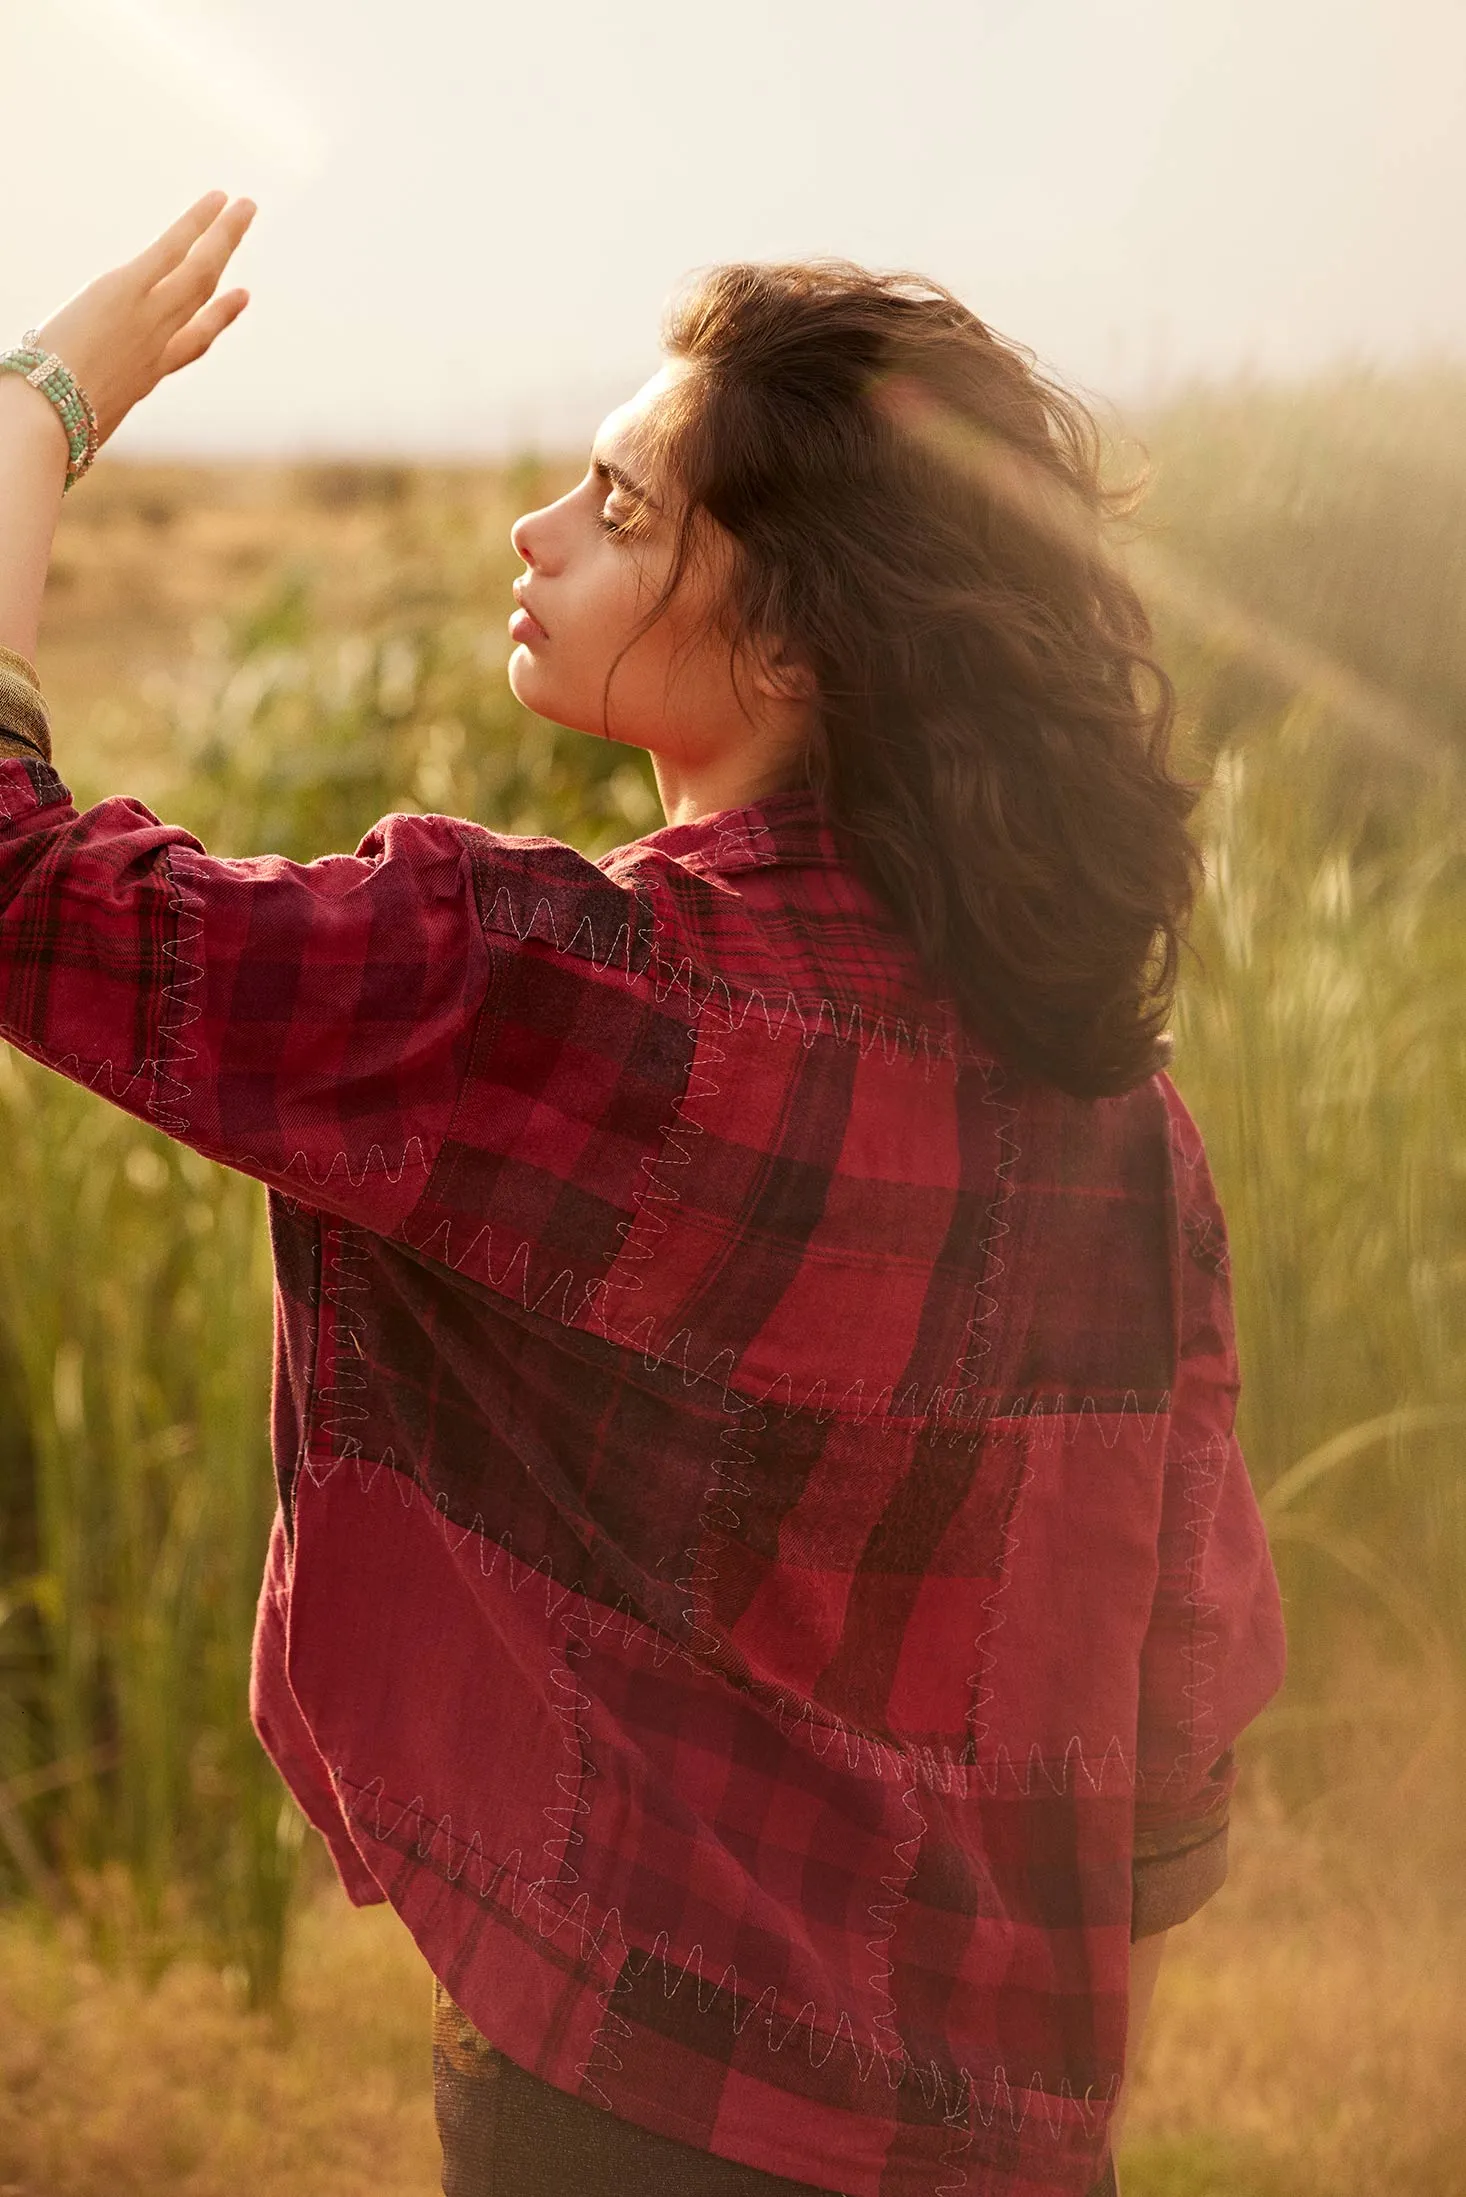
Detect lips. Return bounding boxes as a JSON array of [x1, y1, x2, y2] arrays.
[[510, 585, 548, 647]]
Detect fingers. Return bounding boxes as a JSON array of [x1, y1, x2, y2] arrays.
[[126, 190, 229, 290], [159, 288, 251, 376], [150, 196, 257, 332]]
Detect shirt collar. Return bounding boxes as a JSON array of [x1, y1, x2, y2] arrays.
[[612, 786, 844, 877]]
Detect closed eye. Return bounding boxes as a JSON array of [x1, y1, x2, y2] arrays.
[[590, 454, 655, 540]]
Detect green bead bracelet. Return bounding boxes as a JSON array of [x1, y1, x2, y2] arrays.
[[0, 330, 100, 492]]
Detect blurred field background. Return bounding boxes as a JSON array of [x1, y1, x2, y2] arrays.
[[1, 368, 1465, 2195]]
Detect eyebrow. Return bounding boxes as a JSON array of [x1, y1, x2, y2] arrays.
[[592, 453, 656, 507]]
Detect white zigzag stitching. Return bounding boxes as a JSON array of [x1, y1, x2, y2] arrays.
[[338, 1760, 1117, 2148]]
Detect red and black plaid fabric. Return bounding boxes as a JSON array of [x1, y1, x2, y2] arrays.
[[431, 1979, 1121, 2197], [0, 754, 1286, 2197]]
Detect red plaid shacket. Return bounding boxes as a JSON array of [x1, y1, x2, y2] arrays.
[[0, 748, 1286, 2196]]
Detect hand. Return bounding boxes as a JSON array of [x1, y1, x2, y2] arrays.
[[25, 190, 256, 451]]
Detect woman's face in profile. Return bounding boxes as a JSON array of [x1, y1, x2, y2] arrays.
[[507, 361, 753, 764]]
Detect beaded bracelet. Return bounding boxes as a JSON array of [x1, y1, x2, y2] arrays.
[[0, 329, 100, 492]]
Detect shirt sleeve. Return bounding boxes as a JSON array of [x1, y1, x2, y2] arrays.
[[1130, 1080, 1289, 1939], [0, 754, 632, 1236]]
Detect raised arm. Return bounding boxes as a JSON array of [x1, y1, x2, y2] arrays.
[[0, 191, 491, 1232], [0, 189, 254, 666]]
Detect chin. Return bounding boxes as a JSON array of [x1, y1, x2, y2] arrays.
[[507, 651, 608, 743], [507, 645, 563, 718], [508, 650, 655, 752]]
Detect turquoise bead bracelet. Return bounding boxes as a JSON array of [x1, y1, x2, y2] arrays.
[[0, 329, 100, 492]]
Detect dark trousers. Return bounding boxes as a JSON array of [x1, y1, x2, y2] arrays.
[[433, 1981, 1121, 2197]]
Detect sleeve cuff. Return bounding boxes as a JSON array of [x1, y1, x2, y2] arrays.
[[1131, 1816, 1229, 1937], [0, 751, 70, 813], [0, 670, 52, 761]]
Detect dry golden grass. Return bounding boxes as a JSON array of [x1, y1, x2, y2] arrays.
[[0, 1870, 438, 2196], [1126, 1754, 1466, 2196]]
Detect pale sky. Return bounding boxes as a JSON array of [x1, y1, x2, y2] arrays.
[[5, 0, 1463, 456]]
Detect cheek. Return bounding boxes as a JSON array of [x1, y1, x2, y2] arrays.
[[568, 552, 661, 668], [574, 559, 671, 683], [598, 549, 673, 649]]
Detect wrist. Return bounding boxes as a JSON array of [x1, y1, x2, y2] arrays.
[[0, 372, 71, 481]]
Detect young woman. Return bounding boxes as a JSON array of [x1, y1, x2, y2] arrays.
[[0, 193, 1286, 2197]]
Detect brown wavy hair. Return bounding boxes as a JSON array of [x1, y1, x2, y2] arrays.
[[635, 259, 1201, 1099]]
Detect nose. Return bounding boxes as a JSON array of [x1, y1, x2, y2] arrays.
[[509, 508, 537, 567], [510, 503, 558, 572]]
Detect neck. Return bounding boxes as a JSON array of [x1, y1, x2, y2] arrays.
[[649, 719, 815, 829]]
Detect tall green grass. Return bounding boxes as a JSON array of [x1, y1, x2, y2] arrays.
[[1138, 367, 1466, 1790], [0, 1097, 288, 1991], [2, 381, 1465, 1999], [1170, 711, 1466, 1790]]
